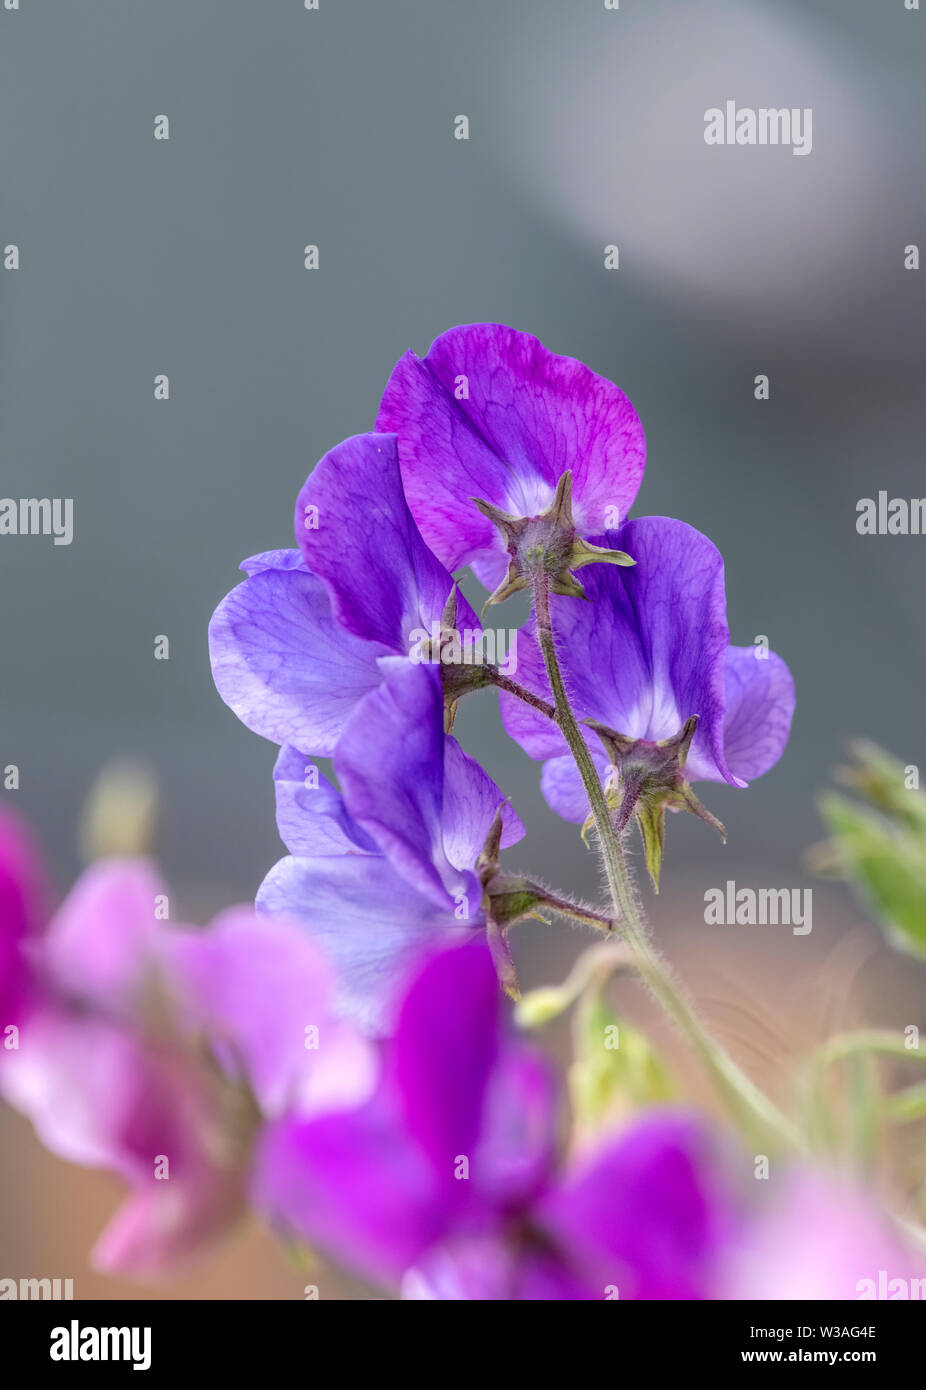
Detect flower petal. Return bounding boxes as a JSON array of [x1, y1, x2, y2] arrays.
[[442, 735, 525, 871], [41, 859, 166, 1012], [720, 646, 795, 784], [256, 853, 475, 1036], [538, 752, 609, 825], [0, 809, 51, 1024], [209, 557, 384, 756], [272, 745, 376, 858], [164, 909, 377, 1120], [377, 324, 645, 585], [502, 518, 784, 788], [723, 1171, 926, 1300], [538, 1111, 734, 1300], [390, 942, 501, 1179], [296, 432, 474, 652], [474, 1046, 557, 1208], [334, 661, 470, 908], [91, 1162, 245, 1283], [256, 1095, 448, 1288]]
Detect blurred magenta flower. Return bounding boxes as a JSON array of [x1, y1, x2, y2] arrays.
[[258, 661, 523, 1033], [0, 807, 51, 1030], [500, 517, 794, 821], [257, 940, 733, 1299], [377, 323, 646, 589], [209, 433, 480, 757], [0, 842, 374, 1279]]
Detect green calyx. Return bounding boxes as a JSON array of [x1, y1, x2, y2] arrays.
[[472, 471, 633, 614], [582, 715, 726, 891], [475, 810, 615, 999]]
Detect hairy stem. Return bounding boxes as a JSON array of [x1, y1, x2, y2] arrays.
[[487, 668, 556, 721], [531, 568, 800, 1151]]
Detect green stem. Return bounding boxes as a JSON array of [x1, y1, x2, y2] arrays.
[[813, 1029, 926, 1070], [531, 568, 800, 1151], [883, 1082, 926, 1125], [802, 1028, 926, 1154]]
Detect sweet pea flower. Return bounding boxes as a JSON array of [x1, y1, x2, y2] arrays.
[[499, 517, 794, 874], [256, 940, 735, 1300], [208, 432, 481, 757], [724, 1171, 926, 1301], [376, 323, 646, 589], [257, 660, 525, 1034], [0, 842, 373, 1279], [0, 808, 51, 1030]]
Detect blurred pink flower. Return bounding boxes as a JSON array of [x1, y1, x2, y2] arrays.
[[724, 1171, 926, 1301], [0, 824, 374, 1280]]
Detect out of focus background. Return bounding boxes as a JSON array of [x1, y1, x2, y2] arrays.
[[1, 0, 925, 1298]]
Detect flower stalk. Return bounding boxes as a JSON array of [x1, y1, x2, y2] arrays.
[[530, 565, 800, 1152]]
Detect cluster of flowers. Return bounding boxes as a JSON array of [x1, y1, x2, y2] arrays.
[[1, 808, 915, 1298], [209, 322, 795, 1013], [0, 326, 916, 1298]]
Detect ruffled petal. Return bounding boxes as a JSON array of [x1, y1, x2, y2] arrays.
[[503, 518, 794, 789], [272, 745, 376, 858], [441, 736, 525, 871], [334, 661, 469, 907], [718, 646, 795, 784], [209, 559, 383, 756], [296, 433, 474, 651], [377, 324, 645, 586]]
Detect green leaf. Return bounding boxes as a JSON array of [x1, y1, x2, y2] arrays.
[[818, 790, 926, 957]]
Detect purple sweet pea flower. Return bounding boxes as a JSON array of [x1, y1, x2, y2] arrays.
[[208, 433, 481, 757], [256, 660, 524, 1034], [257, 940, 734, 1300], [0, 851, 374, 1280], [500, 517, 795, 823], [376, 323, 646, 589]]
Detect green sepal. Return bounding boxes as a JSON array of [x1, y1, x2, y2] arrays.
[[581, 715, 725, 891], [472, 471, 634, 611]]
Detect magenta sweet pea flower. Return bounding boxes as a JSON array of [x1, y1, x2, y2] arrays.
[[377, 323, 646, 589], [257, 660, 524, 1033], [256, 941, 735, 1300], [0, 808, 51, 1030], [208, 433, 481, 757], [0, 852, 374, 1279], [500, 517, 794, 827]]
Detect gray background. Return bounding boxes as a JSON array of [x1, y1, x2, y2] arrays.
[[0, 0, 924, 930]]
